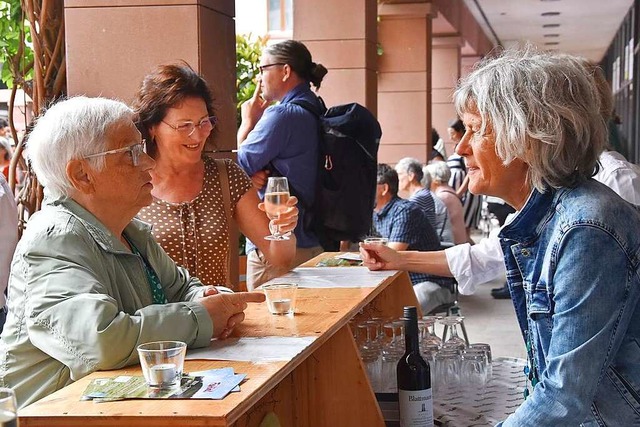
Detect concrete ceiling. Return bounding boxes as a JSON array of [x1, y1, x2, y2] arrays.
[[463, 0, 634, 62]]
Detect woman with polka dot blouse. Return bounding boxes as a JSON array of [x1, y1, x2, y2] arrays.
[[133, 63, 298, 289]]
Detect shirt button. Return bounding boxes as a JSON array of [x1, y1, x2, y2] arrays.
[[521, 248, 530, 257]]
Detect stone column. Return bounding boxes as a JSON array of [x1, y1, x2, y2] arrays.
[[292, 0, 378, 113], [377, 2, 433, 164], [432, 36, 462, 156], [64, 0, 240, 287]]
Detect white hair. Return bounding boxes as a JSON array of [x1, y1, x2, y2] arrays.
[[425, 161, 451, 184], [28, 96, 134, 199], [421, 165, 432, 188], [454, 47, 606, 192], [395, 157, 424, 183]]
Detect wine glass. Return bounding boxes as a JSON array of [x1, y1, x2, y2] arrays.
[[263, 177, 291, 241], [439, 316, 467, 350], [0, 388, 17, 426], [381, 320, 405, 392]]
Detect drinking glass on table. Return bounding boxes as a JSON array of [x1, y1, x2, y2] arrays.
[[0, 388, 18, 426], [264, 177, 291, 241], [439, 317, 467, 351]]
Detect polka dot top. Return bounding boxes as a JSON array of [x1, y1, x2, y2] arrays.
[[137, 157, 253, 286]]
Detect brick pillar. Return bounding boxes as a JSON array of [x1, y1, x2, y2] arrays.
[[432, 36, 462, 157], [64, 0, 240, 287], [377, 2, 433, 164], [293, 0, 378, 113]]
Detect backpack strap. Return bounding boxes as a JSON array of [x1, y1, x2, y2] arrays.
[[289, 97, 326, 117], [214, 159, 233, 284]]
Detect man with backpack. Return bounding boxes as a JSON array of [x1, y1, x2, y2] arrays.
[[237, 40, 327, 288]]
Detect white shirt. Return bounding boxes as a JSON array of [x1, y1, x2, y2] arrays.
[[593, 150, 640, 205], [0, 174, 18, 307], [445, 151, 640, 294]]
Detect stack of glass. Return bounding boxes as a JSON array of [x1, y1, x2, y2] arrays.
[[352, 314, 492, 398]]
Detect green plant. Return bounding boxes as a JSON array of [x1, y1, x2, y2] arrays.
[[235, 33, 267, 127], [0, 0, 66, 234], [0, 0, 34, 88], [236, 34, 267, 254]]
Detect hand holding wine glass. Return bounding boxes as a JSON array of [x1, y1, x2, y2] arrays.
[[261, 177, 298, 241]]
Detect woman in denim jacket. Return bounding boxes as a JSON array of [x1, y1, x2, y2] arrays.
[[363, 48, 640, 426]]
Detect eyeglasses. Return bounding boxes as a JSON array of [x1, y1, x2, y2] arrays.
[[258, 63, 286, 74], [83, 140, 146, 166], [161, 116, 217, 137]]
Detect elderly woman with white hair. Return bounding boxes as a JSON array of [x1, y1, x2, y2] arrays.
[[423, 161, 466, 245], [0, 96, 265, 408], [362, 48, 640, 425]]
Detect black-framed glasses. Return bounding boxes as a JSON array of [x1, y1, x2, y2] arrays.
[[258, 63, 286, 74], [161, 116, 217, 137], [84, 140, 146, 166]]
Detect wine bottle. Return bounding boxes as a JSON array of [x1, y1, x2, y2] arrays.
[[397, 306, 433, 427]]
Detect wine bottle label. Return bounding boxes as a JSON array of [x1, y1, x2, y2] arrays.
[[398, 388, 433, 427]]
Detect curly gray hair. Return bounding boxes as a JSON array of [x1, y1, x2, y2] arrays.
[[454, 47, 606, 192]]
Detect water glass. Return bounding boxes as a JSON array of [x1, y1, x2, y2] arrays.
[[363, 237, 389, 246], [262, 283, 298, 315], [0, 388, 17, 427], [434, 349, 462, 396], [137, 341, 187, 389], [468, 343, 493, 380]]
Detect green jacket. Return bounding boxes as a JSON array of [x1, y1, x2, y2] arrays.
[[0, 198, 213, 408]]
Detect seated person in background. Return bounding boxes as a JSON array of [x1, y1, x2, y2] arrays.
[[424, 162, 467, 245], [364, 48, 640, 426], [133, 63, 298, 291], [394, 157, 438, 228], [374, 164, 455, 313], [0, 97, 265, 408]]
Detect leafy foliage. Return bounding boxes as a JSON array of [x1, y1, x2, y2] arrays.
[[235, 34, 266, 254], [235, 34, 267, 126], [0, 0, 34, 88]]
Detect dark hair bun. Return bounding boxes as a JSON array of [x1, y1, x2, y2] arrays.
[[310, 63, 328, 89]]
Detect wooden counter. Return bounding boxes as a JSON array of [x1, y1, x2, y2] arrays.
[[19, 254, 418, 427]]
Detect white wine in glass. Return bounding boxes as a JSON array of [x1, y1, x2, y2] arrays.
[[264, 177, 291, 241]]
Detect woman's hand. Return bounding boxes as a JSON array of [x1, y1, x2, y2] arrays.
[[359, 243, 403, 271], [258, 195, 299, 236], [199, 292, 266, 339]]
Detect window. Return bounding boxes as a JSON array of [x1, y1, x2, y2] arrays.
[[268, 0, 293, 32]]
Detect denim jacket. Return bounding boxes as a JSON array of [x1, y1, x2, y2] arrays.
[[497, 179, 640, 426], [0, 198, 214, 408]]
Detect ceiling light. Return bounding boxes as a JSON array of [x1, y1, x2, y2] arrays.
[[541, 12, 561, 16], [543, 23, 561, 28]]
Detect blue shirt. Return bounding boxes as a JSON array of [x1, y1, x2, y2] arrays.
[[237, 83, 322, 249], [373, 197, 451, 286], [497, 180, 640, 426]]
